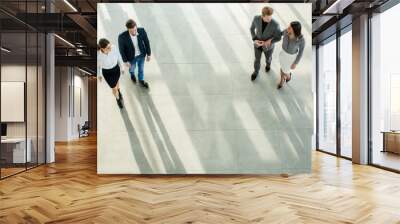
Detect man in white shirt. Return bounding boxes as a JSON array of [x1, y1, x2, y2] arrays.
[[118, 19, 152, 88], [130, 34, 141, 57]]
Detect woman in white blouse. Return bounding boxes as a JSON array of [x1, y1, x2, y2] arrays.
[[97, 38, 124, 109]]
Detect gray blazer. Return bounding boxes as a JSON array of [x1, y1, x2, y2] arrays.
[[281, 30, 305, 65], [250, 15, 281, 50]]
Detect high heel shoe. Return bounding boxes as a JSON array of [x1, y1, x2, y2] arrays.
[[277, 79, 285, 89], [286, 73, 292, 83]]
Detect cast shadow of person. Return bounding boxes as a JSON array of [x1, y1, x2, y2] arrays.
[[122, 83, 187, 174], [119, 107, 154, 173], [139, 94, 187, 174]]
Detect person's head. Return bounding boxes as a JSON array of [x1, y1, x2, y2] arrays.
[[288, 21, 302, 38], [126, 19, 137, 36], [261, 6, 273, 22], [98, 38, 111, 54]]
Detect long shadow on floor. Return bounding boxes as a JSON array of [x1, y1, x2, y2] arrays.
[[139, 93, 187, 174], [119, 107, 153, 173]]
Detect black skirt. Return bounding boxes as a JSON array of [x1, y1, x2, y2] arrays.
[[102, 64, 120, 88]]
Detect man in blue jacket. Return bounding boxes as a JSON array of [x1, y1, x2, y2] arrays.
[[118, 19, 151, 88]]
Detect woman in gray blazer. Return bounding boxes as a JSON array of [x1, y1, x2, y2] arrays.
[[278, 21, 305, 89]]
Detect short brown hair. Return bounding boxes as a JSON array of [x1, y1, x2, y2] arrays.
[[262, 6, 273, 16], [125, 19, 137, 29]]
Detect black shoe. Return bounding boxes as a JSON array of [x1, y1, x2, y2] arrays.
[[131, 75, 137, 83], [265, 65, 271, 72], [116, 98, 124, 109], [118, 89, 123, 100], [139, 80, 149, 89], [277, 84, 283, 89], [251, 72, 258, 81]]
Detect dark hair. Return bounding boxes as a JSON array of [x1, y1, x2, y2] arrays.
[[97, 38, 110, 50], [290, 21, 302, 38], [126, 19, 137, 29]]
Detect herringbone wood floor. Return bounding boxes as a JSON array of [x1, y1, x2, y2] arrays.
[[1, 135, 400, 224]]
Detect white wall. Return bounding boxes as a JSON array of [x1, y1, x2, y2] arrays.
[[98, 3, 313, 174], [1, 65, 35, 138], [1, 65, 26, 134], [55, 67, 89, 141], [55, 66, 68, 141], [1, 64, 46, 164], [71, 73, 89, 138]]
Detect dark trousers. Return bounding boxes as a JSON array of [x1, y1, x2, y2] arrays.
[[253, 46, 274, 73]]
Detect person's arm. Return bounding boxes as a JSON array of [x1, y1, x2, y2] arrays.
[[115, 47, 125, 74], [293, 38, 305, 65], [118, 34, 128, 63], [250, 16, 257, 41], [142, 29, 151, 56], [271, 23, 282, 44], [114, 46, 124, 67], [97, 52, 103, 81]]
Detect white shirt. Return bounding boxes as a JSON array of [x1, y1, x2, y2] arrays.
[[97, 45, 123, 76], [130, 34, 142, 57]]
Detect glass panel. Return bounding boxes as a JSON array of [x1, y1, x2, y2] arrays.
[[26, 0, 40, 170], [340, 29, 352, 158], [0, 1, 27, 14], [37, 0, 46, 165], [312, 45, 317, 150], [371, 3, 400, 171], [38, 32, 45, 165], [1, 30, 28, 177], [0, 1, 46, 178], [27, 30, 38, 169], [318, 37, 337, 154]]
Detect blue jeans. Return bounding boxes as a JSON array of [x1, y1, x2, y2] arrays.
[[129, 56, 145, 81]]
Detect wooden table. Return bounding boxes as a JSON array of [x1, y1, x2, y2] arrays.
[[381, 131, 400, 154]]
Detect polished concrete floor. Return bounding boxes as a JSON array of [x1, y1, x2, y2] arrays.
[[0, 135, 400, 223], [97, 3, 314, 174]]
